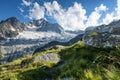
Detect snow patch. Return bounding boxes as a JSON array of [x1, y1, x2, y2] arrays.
[[11, 27, 16, 31], [15, 24, 76, 42], [17, 31, 61, 39], [24, 25, 40, 31]]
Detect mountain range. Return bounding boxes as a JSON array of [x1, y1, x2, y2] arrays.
[[1, 17, 120, 64], [0, 17, 82, 64], [0, 17, 120, 80]]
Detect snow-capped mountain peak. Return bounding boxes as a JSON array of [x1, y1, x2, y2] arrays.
[[0, 17, 78, 63]]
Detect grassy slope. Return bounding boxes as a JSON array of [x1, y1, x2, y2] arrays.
[[0, 41, 120, 80]]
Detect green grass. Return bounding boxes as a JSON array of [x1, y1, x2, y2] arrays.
[[0, 41, 120, 80], [90, 30, 98, 36]]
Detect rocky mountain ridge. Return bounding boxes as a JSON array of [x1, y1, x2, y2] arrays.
[[1, 17, 120, 64], [83, 20, 120, 47], [0, 17, 79, 64], [0, 17, 24, 38], [24, 18, 64, 33], [0, 17, 64, 39]]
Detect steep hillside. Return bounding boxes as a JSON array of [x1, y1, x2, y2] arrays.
[[0, 41, 120, 80], [83, 20, 120, 48]]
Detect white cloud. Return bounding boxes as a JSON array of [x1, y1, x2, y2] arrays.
[[95, 4, 108, 12], [103, 13, 114, 25], [28, 2, 45, 20], [44, 1, 63, 16], [19, 0, 120, 31], [115, 0, 120, 19], [86, 4, 108, 27], [22, 0, 32, 6], [116, 0, 120, 19], [18, 7, 24, 12], [102, 0, 120, 25], [44, 1, 87, 30], [44, 2, 108, 30], [22, 0, 31, 6]]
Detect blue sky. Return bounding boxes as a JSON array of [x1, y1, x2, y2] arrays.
[[0, 0, 119, 30]]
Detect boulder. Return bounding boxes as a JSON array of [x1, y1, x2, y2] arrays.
[[34, 53, 60, 63]]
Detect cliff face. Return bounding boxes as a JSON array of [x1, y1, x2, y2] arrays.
[[0, 17, 24, 38], [83, 20, 120, 48]]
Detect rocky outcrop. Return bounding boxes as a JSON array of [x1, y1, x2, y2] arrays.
[[23, 18, 64, 34], [34, 53, 60, 63], [0, 42, 47, 64], [0, 17, 24, 38], [34, 19, 64, 33], [83, 20, 120, 48]]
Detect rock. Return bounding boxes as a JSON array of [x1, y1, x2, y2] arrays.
[[34, 53, 60, 63], [83, 20, 120, 48], [34, 19, 64, 33], [0, 17, 24, 38]]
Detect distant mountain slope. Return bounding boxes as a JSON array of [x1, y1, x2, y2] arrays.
[[0, 17, 24, 38], [34, 34, 83, 53], [35, 19, 64, 33], [0, 17, 63, 39], [0, 17, 78, 64], [24, 18, 64, 33], [83, 20, 120, 47]]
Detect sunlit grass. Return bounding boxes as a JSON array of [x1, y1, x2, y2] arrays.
[[0, 41, 120, 80]]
